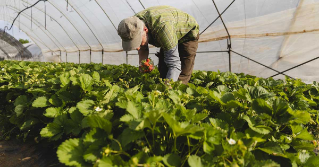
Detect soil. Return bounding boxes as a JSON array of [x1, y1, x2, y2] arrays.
[[0, 138, 65, 167]]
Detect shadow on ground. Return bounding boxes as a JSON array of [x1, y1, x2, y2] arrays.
[[0, 138, 65, 167]]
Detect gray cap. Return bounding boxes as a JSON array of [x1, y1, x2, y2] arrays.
[[118, 16, 144, 51]]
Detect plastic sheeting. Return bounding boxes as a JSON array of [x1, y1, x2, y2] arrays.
[[0, 0, 318, 83]]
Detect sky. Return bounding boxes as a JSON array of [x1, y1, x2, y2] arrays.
[[0, 20, 33, 43]]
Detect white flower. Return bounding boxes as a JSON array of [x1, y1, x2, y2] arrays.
[[154, 90, 162, 95], [1, 68, 4, 71], [228, 138, 236, 145], [143, 147, 150, 153], [286, 137, 292, 141], [95, 107, 102, 112], [302, 150, 307, 153]]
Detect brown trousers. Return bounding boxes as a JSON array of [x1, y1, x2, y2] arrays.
[[157, 37, 199, 84]]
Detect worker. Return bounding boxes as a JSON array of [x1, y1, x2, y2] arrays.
[[117, 6, 199, 84]]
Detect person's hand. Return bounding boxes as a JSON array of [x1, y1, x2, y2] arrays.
[[164, 79, 173, 89], [140, 58, 154, 73]]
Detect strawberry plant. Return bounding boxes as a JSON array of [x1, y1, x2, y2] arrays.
[[0, 60, 319, 166]]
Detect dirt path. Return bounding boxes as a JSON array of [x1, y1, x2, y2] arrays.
[[0, 139, 64, 167]]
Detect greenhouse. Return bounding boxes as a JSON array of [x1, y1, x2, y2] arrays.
[[0, 0, 319, 166]]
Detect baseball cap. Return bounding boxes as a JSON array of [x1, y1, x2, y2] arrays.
[[118, 16, 144, 51]]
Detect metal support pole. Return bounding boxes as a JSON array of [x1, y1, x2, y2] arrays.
[[66, 52, 68, 63], [231, 50, 295, 79], [79, 50, 81, 64], [90, 49, 92, 63], [212, 0, 232, 72], [126, 51, 128, 64], [228, 51, 231, 72], [60, 50, 62, 62], [102, 49, 104, 64], [270, 56, 319, 78]]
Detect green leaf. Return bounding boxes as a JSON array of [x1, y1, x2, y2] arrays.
[[86, 114, 112, 133], [295, 128, 314, 141], [209, 118, 229, 132], [221, 92, 235, 103], [252, 160, 280, 167], [64, 119, 81, 136], [102, 85, 120, 104], [163, 153, 181, 167], [288, 110, 311, 124], [245, 129, 267, 142], [203, 141, 215, 154], [68, 107, 83, 124], [15, 105, 25, 117], [242, 115, 272, 134], [144, 110, 163, 125], [92, 71, 100, 82], [216, 85, 229, 93], [127, 101, 140, 119], [252, 99, 272, 115], [77, 100, 95, 116], [40, 114, 67, 140], [188, 155, 203, 167], [291, 123, 303, 134], [192, 113, 208, 123], [249, 86, 272, 99], [291, 140, 315, 151], [169, 91, 181, 104], [147, 156, 163, 165], [163, 113, 204, 137], [83, 144, 101, 163], [57, 138, 87, 167], [79, 74, 94, 91], [32, 96, 48, 108], [186, 87, 195, 95], [272, 98, 289, 116], [120, 114, 134, 123], [196, 87, 208, 94], [304, 156, 319, 167], [257, 142, 286, 157], [225, 100, 243, 109], [40, 122, 63, 139], [83, 128, 105, 144], [14, 95, 28, 106], [44, 107, 61, 118], [98, 157, 113, 166], [20, 117, 39, 130], [234, 88, 252, 102], [129, 119, 151, 131], [205, 126, 223, 145], [49, 94, 62, 107], [60, 72, 71, 87], [119, 128, 145, 148]]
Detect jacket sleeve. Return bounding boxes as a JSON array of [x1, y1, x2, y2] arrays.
[[164, 45, 181, 81]]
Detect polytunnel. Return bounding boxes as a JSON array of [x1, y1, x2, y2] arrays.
[[0, 0, 319, 83]]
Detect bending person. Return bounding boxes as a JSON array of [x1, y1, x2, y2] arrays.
[[117, 6, 199, 84]]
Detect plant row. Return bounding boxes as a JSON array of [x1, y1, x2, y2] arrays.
[[0, 60, 319, 167]]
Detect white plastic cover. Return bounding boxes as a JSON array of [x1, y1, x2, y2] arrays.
[[0, 0, 318, 82]]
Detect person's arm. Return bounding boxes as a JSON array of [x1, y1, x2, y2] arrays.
[[164, 45, 181, 81], [138, 45, 149, 63]]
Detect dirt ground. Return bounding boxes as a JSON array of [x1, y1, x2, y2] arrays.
[[0, 139, 64, 167]]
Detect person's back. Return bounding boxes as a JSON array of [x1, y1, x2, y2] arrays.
[[135, 6, 199, 51]]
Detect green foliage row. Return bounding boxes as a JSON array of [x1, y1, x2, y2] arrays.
[[18, 38, 30, 44], [1, 60, 319, 167]]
